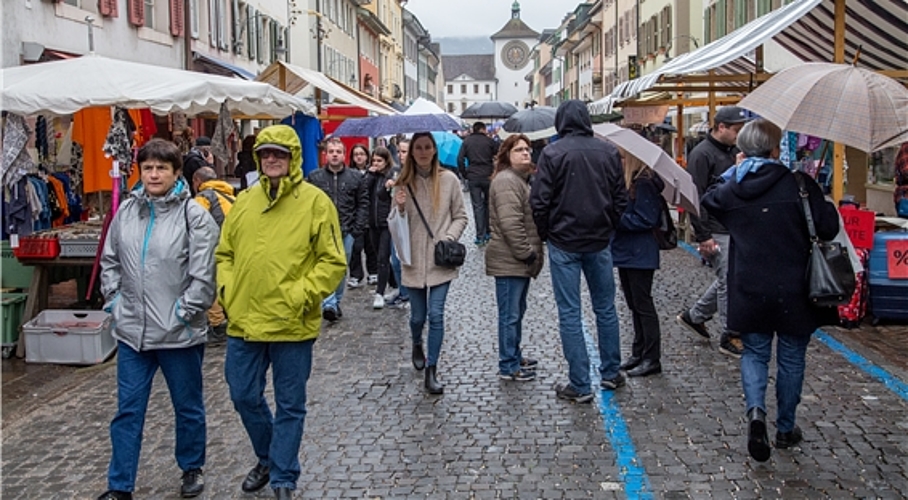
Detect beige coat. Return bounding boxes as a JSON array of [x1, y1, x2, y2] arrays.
[[485, 167, 544, 278], [398, 169, 468, 288]]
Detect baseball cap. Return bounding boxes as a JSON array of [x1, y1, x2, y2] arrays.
[[714, 106, 750, 125], [255, 144, 291, 154], [195, 136, 212, 147]]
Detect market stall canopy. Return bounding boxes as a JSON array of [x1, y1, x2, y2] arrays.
[[256, 61, 398, 116], [589, 0, 908, 114], [0, 53, 313, 118]]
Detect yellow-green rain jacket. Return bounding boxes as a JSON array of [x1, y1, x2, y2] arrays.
[[215, 124, 346, 341]]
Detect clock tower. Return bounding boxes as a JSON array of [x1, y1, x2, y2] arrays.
[[491, 1, 539, 109]]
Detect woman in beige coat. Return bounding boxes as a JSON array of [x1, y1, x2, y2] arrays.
[[485, 134, 544, 382], [393, 132, 468, 394]]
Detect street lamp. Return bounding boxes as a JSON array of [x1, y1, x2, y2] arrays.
[[663, 35, 701, 63]]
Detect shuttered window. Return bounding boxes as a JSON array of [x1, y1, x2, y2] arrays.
[[99, 0, 119, 17], [128, 0, 145, 26], [170, 0, 184, 37], [247, 5, 256, 60]]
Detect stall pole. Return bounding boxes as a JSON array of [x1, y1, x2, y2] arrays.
[[832, 0, 846, 203]]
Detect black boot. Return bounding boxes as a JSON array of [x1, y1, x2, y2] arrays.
[[425, 365, 444, 394], [411, 343, 425, 370], [747, 407, 771, 462]]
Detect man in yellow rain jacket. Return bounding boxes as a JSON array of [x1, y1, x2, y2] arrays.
[[215, 124, 346, 500]]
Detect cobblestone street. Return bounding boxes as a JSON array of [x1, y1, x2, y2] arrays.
[[2, 222, 907, 499]]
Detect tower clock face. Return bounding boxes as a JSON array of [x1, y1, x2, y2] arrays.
[[501, 40, 529, 70]]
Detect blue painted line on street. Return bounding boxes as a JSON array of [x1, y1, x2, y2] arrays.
[[582, 322, 654, 499], [677, 241, 908, 401], [814, 330, 908, 402]]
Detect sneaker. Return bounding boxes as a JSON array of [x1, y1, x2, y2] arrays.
[[387, 295, 408, 308], [372, 293, 385, 309], [676, 310, 710, 339], [719, 334, 743, 358], [383, 288, 400, 302], [520, 357, 539, 369], [322, 306, 338, 322], [499, 369, 537, 381], [97, 491, 132, 500], [367, 274, 379, 285], [474, 237, 484, 246], [347, 278, 364, 288], [600, 373, 626, 390], [554, 382, 594, 403], [180, 468, 204, 498]]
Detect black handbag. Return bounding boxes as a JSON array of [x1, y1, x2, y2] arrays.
[[795, 174, 855, 307], [408, 186, 466, 268]]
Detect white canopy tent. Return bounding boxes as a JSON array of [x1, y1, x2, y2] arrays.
[[0, 53, 313, 118]]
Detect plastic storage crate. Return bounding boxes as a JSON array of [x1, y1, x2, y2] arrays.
[[2, 292, 27, 358], [12, 237, 60, 260], [59, 238, 100, 258], [23, 310, 115, 365], [2, 240, 34, 289], [868, 230, 908, 324]]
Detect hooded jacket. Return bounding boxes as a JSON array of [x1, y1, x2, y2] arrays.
[[194, 179, 235, 227], [101, 178, 219, 351], [485, 167, 544, 278], [611, 172, 665, 270], [215, 125, 347, 342], [307, 163, 369, 237], [530, 100, 628, 253], [701, 163, 840, 336]]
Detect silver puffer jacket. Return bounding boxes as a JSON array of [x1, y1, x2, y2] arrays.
[[101, 179, 218, 351]]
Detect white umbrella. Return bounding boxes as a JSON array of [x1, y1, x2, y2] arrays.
[[739, 62, 908, 153], [1, 53, 313, 118], [592, 123, 700, 216]]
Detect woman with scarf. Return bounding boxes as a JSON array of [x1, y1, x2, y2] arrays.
[[701, 119, 839, 462]]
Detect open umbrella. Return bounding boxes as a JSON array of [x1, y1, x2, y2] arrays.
[[739, 62, 908, 152], [332, 113, 461, 137], [592, 123, 700, 216], [498, 106, 557, 141], [689, 120, 710, 134], [460, 101, 519, 119], [431, 132, 463, 169]]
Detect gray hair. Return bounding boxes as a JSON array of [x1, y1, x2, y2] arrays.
[[736, 118, 783, 158], [193, 166, 218, 183]]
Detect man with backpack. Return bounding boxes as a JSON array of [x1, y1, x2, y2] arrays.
[[193, 167, 235, 345], [183, 137, 214, 196]]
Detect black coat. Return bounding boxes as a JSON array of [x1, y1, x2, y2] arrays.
[[365, 167, 397, 229], [307, 166, 369, 237], [701, 163, 840, 336], [688, 135, 738, 242], [457, 132, 498, 181], [530, 100, 628, 253]]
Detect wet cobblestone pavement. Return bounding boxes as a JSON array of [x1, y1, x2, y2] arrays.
[[2, 224, 907, 499]]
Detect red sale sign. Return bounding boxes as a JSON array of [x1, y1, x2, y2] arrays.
[[887, 240, 908, 279], [839, 208, 875, 250]]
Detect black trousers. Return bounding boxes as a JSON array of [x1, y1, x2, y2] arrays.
[[467, 178, 490, 239], [617, 268, 661, 362], [350, 232, 378, 281], [368, 227, 393, 295]]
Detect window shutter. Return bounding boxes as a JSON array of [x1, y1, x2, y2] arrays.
[[247, 6, 256, 60], [256, 14, 264, 63], [170, 0, 184, 37], [99, 0, 118, 17], [128, 0, 145, 26], [231, 0, 240, 54], [218, 0, 228, 50]]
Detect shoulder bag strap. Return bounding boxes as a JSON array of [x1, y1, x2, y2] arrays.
[[794, 173, 818, 241], [407, 185, 435, 240]]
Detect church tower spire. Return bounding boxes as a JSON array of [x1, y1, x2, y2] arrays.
[[511, 0, 520, 19]]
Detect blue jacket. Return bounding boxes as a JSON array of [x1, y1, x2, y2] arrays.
[[611, 173, 664, 270]]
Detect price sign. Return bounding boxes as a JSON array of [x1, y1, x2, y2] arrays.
[[887, 240, 908, 279], [839, 207, 875, 250]]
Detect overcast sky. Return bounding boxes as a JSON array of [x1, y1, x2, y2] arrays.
[[404, 0, 566, 39]]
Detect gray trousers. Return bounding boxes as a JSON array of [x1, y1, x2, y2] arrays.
[[689, 233, 730, 332]]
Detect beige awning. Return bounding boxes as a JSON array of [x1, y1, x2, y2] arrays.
[[257, 61, 398, 116]]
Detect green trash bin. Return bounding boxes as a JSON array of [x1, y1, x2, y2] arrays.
[[2, 240, 35, 289], [2, 292, 28, 358]]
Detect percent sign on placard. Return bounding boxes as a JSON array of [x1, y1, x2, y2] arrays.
[[886, 240, 908, 279]]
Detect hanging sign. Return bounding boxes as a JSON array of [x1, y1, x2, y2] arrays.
[[887, 240, 908, 279], [839, 207, 875, 250], [622, 106, 669, 126]]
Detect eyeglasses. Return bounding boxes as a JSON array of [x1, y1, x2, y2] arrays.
[[511, 147, 531, 153], [257, 149, 290, 160]]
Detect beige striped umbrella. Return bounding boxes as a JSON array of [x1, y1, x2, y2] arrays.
[[739, 62, 908, 153]]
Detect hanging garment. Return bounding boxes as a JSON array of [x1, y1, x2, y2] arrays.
[[210, 102, 237, 166], [280, 112, 324, 177], [132, 109, 158, 147], [3, 178, 34, 237], [73, 107, 113, 193], [103, 107, 137, 177], [27, 176, 51, 231], [35, 116, 49, 161], [46, 175, 70, 226], [2, 114, 37, 189]]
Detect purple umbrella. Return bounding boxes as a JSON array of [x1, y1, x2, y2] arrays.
[[333, 113, 461, 137]]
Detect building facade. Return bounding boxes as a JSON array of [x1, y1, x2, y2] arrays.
[[441, 55, 497, 115], [490, 1, 539, 108]]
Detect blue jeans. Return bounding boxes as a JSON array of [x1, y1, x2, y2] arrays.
[[323, 233, 355, 311], [225, 338, 314, 490], [741, 331, 811, 434], [390, 243, 409, 300], [108, 342, 206, 492], [495, 276, 530, 375], [548, 242, 621, 394], [408, 281, 451, 367]]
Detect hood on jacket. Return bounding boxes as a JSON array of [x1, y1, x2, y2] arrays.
[[554, 100, 594, 137], [729, 160, 790, 201], [253, 124, 304, 198], [198, 179, 236, 197]]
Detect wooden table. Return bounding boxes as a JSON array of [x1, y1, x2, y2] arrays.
[[14, 257, 96, 358]]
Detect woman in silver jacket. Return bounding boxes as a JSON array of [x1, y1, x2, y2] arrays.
[[98, 139, 218, 500]]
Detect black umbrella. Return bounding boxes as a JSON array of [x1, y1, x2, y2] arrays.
[[498, 106, 557, 141], [460, 101, 519, 119]]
